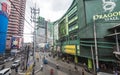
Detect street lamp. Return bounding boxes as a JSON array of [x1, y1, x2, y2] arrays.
[[93, 20, 99, 73], [30, 3, 40, 75]]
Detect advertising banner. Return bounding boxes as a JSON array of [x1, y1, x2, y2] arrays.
[[0, 13, 8, 54], [11, 37, 19, 49], [11, 36, 23, 49]]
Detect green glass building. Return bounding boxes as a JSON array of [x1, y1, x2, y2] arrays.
[[56, 0, 120, 72]]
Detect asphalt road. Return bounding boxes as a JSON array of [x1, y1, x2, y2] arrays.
[[38, 52, 81, 75], [35, 52, 59, 75]]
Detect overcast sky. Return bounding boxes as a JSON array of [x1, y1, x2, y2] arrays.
[[24, 0, 73, 43], [34, 0, 73, 21]]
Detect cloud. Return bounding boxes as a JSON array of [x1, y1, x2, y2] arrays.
[[24, 0, 73, 42], [35, 0, 73, 21], [51, 0, 73, 12]]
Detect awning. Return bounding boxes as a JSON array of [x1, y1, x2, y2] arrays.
[[113, 51, 120, 55], [78, 55, 116, 62], [108, 24, 120, 31]]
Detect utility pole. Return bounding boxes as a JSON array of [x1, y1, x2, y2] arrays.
[[53, 24, 54, 51], [45, 21, 47, 43], [30, 3, 40, 75]]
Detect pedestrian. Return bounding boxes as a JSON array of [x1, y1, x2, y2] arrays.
[[50, 68, 54, 75], [62, 57, 65, 62], [68, 66, 72, 75], [82, 69, 84, 75], [67, 60, 69, 63], [40, 64, 43, 71], [74, 65, 78, 71], [15, 67, 18, 75], [114, 67, 118, 75], [37, 57, 39, 62], [56, 63, 59, 69]]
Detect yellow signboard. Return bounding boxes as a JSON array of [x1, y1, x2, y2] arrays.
[[65, 45, 76, 49], [64, 45, 76, 55]]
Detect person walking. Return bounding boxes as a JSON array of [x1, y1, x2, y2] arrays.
[[82, 69, 84, 75], [74, 64, 78, 71], [40, 64, 43, 71], [50, 68, 54, 75], [15, 67, 18, 75], [56, 63, 59, 69], [68, 66, 72, 75]]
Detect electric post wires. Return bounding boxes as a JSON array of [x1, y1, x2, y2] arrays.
[[30, 3, 40, 75]]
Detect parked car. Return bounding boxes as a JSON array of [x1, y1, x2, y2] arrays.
[[11, 60, 20, 69], [4, 59, 9, 62], [0, 61, 5, 65], [8, 57, 14, 61], [0, 68, 11, 75]]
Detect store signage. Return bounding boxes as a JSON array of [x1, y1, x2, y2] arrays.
[[93, 11, 120, 21], [93, 0, 119, 21]]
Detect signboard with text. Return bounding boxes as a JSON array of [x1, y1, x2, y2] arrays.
[[85, 0, 120, 23]]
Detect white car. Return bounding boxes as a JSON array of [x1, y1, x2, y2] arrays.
[[0, 68, 11, 75], [11, 60, 20, 69], [8, 58, 14, 61]]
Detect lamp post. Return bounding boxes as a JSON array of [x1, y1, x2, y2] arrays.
[[93, 20, 99, 73]]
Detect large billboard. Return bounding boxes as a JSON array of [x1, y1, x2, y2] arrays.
[[0, 0, 11, 16], [0, 13, 8, 54], [85, 0, 120, 23], [0, 0, 10, 54], [11, 36, 23, 49]]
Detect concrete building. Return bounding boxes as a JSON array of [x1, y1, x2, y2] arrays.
[[36, 16, 46, 43], [6, 0, 26, 50]]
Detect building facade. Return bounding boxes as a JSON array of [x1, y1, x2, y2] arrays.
[[57, 0, 120, 72], [37, 16, 46, 43], [53, 21, 59, 51], [37, 16, 53, 46], [6, 0, 26, 50]]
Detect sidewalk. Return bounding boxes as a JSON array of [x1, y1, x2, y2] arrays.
[[46, 56, 87, 75], [47, 55, 115, 75]]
